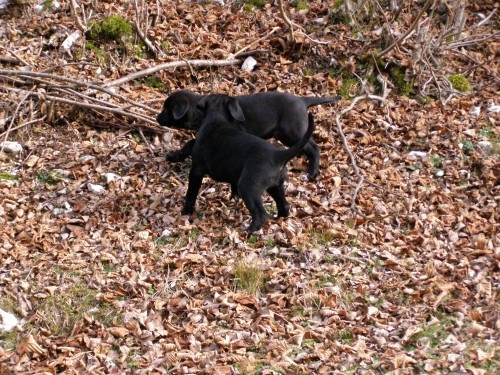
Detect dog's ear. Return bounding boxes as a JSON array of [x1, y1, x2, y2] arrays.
[[226, 98, 245, 122], [172, 100, 190, 120]]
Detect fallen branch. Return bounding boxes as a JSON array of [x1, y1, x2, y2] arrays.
[[103, 58, 241, 88], [334, 82, 388, 217], [227, 28, 280, 60], [0, 69, 158, 114], [2, 86, 161, 130], [277, 0, 304, 42], [378, 0, 433, 58]]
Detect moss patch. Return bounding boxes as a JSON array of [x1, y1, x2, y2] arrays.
[[86, 14, 133, 44], [449, 74, 471, 92], [390, 66, 414, 96]]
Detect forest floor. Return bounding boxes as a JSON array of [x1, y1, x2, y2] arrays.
[[0, 0, 498, 374]]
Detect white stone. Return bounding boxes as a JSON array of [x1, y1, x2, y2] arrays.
[[241, 56, 257, 72], [0, 308, 19, 332], [102, 173, 121, 184], [0, 141, 23, 154], [160, 228, 172, 237], [87, 183, 106, 194], [407, 151, 427, 159], [469, 106, 481, 117]]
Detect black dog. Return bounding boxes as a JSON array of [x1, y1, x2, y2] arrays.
[[182, 94, 315, 233], [157, 89, 340, 179]]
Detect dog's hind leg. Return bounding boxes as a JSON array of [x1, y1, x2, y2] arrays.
[[302, 140, 320, 179], [239, 184, 269, 233], [267, 184, 290, 218]]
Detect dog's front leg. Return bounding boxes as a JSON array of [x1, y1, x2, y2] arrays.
[[182, 167, 204, 215], [166, 139, 195, 162]]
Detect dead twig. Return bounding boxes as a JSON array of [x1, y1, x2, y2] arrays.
[[277, 0, 304, 42], [1, 86, 161, 130], [103, 58, 241, 88], [0, 117, 46, 140], [69, 0, 86, 33], [227, 27, 281, 60], [0, 70, 158, 114], [378, 0, 433, 58], [334, 78, 388, 217], [1, 88, 33, 147]]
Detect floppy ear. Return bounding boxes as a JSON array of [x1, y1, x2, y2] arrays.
[[172, 100, 190, 120], [226, 98, 245, 122]]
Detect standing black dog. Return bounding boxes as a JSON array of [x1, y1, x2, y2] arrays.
[[157, 89, 340, 179], [182, 94, 315, 233]]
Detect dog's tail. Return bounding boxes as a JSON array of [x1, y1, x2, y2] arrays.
[[276, 112, 315, 165], [302, 96, 341, 108]]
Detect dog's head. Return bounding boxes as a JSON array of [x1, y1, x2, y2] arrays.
[[196, 94, 245, 125], [156, 90, 204, 130]]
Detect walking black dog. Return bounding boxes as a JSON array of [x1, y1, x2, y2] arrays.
[[157, 89, 339, 179], [181, 94, 315, 233]]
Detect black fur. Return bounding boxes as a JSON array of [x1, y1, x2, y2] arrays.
[[157, 89, 339, 178], [182, 94, 315, 233]]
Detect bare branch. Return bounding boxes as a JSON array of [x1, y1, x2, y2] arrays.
[[378, 0, 433, 58]]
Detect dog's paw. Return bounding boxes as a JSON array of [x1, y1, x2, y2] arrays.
[[166, 152, 187, 162]]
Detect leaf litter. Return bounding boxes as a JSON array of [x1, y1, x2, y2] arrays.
[[0, 0, 499, 373]]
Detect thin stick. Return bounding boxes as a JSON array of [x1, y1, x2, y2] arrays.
[[0, 117, 46, 139], [334, 92, 387, 216], [0, 70, 158, 113], [102, 58, 241, 88], [378, 0, 433, 58], [1, 89, 33, 147], [2, 86, 161, 129], [227, 27, 281, 60]]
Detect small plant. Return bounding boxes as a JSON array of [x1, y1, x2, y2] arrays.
[[233, 261, 265, 295], [406, 312, 455, 350], [85, 41, 109, 65], [309, 228, 340, 247], [242, 0, 265, 12], [35, 282, 120, 335], [247, 235, 258, 245], [339, 78, 359, 99], [0, 172, 19, 181], [36, 170, 64, 185], [430, 154, 443, 168], [390, 66, 414, 96], [292, 1, 309, 10], [302, 68, 314, 77], [145, 76, 165, 89], [460, 139, 474, 154], [336, 329, 354, 344], [86, 14, 133, 43], [160, 40, 170, 53], [449, 74, 471, 92]]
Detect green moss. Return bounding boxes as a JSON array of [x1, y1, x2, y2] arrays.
[[449, 74, 471, 92], [332, 0, 344, 9], [390, 66, 414, 96], [292, 0, 309, 10], [85, 41, 110, 65], [242, 0, 265, 12], [86, 14, 133, 44], [0, 172, 19, 181], [339, 78, 359, 99], [36, 170, 64, 186], [460, 139, 474, 154]]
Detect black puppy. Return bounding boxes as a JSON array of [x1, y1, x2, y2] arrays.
[[182, 94, 315, 233], [157, 89, 340, 179]]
